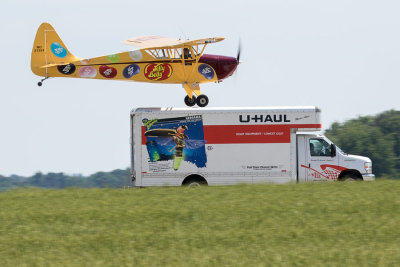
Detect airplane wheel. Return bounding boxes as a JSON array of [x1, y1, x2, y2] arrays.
[[184, 95, 196, 107], [38, 82, 43, 86], [196, 95, 209, 107]]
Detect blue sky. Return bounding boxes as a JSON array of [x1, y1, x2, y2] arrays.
[[1, 0, 400, 176]]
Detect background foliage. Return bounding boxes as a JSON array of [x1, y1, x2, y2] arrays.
[[0, 169, 131, 192], [325, 110, 400, 177]]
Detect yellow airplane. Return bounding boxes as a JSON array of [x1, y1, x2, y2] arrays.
[[31, 23, 240, 107]]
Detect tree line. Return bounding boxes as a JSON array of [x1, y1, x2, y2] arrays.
[[325, 109, 400, 178], [0, 169, 131, 192]]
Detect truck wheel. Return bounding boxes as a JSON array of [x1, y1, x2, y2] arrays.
[[183, 177, 208, 187], [341, 174, 359, 182], [184, 95, 196, 107], [187, 181, 202, 187]]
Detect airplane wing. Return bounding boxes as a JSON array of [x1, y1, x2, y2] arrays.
[[123, 36, 224, 49], [123, 36, 184, 48], [188, 37, 225, 45]]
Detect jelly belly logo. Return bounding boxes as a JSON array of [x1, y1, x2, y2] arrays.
[[99, 65, 117, 78], [144, 63, 172, 81], [50, 42, 67, 58]]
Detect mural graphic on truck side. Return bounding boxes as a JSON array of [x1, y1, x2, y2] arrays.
[[143, 115, 207, 171]]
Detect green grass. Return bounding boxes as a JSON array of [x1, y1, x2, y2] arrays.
[[1, 181, 400, 266]]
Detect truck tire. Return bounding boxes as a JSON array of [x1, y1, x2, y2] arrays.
[[182, 176, 208, 187], [187, 181, 202, 187], [341, 174, 359, 182]]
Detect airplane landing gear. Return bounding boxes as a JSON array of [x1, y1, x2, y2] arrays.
[[184, 95, 197, 107], [196, 95, 209, 107], [37, 77, 49, 86], [184, 95, 209, 107]]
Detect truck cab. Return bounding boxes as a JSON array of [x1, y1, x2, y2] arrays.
[[297, 133, 375, 182]]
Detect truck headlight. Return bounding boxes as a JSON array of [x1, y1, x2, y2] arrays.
[[364, 162, 372, 174]]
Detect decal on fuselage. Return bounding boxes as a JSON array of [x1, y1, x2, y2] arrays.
[[129, 50, 143, 61], [50, 42, 67, 58], [79, 66, 97, 78], [99, 65, 117, 78], [106, 54, 120, 63], [198, 64, 215, 80], [123, 64, 140, 78], [57, 63, 76, 75], [144, 63, 173, 81]]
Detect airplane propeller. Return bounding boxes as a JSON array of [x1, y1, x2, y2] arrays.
[[234, 38, 242, 79], [237, 38, 242, 63]]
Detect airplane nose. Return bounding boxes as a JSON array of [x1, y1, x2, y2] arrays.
[[199, 54, 238, 81]]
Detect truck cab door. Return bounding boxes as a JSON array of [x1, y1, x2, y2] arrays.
[[297, 135, 308, 182], [305, 138, 339, 181]]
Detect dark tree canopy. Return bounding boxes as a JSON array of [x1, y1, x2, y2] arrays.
[[325, 110, 400, 178], [0, 169, 131, 191]]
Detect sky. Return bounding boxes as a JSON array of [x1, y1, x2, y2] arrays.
[[1, 0, 400, 176]]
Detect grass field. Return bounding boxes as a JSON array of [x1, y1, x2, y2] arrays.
[[0, 180, 399, 266]]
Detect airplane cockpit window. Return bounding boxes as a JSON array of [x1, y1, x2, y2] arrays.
[[145, 47, 199, 60], [168, 48, 182, 59], [146, 49, 169, 59], [192, 45, 205, 56], [183, 48, 192, 59]]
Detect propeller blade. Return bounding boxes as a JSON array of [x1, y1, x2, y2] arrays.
[[237, 38, 242, 63], [234, 38, 242, 80]]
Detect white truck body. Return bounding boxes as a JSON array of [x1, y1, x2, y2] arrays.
[[130, 106, 375, 186]]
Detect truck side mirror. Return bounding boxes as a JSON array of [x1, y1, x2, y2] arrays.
[[331, 144, 336, 157]]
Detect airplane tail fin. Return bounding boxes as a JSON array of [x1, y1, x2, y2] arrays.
[[31, 23, 80, 77]]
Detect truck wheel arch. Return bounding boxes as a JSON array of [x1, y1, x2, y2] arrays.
[[182, 175, 208, 187], [338, 170, 363, 181]]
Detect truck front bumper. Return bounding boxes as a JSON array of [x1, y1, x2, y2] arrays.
[[362, 174, 375, 181]]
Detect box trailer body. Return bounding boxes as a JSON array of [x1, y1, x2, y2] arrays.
[[130, 107, 375, 186]]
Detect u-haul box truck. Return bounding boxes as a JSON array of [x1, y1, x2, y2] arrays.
[[130, 106, 375, 186]]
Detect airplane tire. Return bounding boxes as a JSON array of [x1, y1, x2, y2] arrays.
[[196, 95, 209, 107], [184, 95, 196, 107]]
